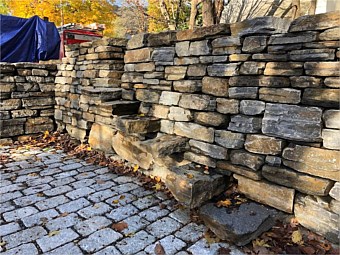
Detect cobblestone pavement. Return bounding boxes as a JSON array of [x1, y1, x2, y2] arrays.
[[0, 145, 244, 255]]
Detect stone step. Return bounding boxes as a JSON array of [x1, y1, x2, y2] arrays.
[[199, 201, 284, 246], [112, 133, 189, 170], [97, 101, 140, 116], [79, 88, 122, 105], [116, 116, 160, 135], [165, 164, 227, 209]]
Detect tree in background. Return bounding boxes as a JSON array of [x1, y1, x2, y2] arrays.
[[5, 0, 117, 36], [0, 0, 9, 14]]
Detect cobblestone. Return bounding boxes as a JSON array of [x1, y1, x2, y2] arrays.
[[0, 145, 244, 255]]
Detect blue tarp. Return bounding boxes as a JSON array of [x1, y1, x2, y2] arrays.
[[0, 15, 61, 62]]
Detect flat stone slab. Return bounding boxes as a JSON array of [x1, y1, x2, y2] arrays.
[[200, 202, 283, 246]]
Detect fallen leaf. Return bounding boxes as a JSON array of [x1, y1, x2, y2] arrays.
[[0, 241, 6, 247], [36, 193, 44, 197], [217, 247, 231, 255], [154, 176, 161, 182], [290, 217, 299, 228], [133, 165, 139, 172], [204, 231, 220, 244], [28, 173, 39, 177], [112, 222, 128, 232], [125, 232, 135, 237], [59, 212, 69, 217], [186, 173, 194, 179], [87, 146, 92, 151], [292, 230, 304, 245], [252, 238, 271, 248], [153, 183, 162, 191], [216, 199, 232, 208], [154, 242, 166, 255], [119, 195, 126, 200], [43, 130, 49, 139], [112, 200, 119, 204], [96, 179, 106, 184], [48, 230, 60, 237]]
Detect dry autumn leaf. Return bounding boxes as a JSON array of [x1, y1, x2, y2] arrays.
[[0, 241, 6, 247], [119, 195, 126, 200], [112, 222, 128, 232], [186, 173, 194, 179], [204, 231, 220, 244], [154, 242, 166, 255], [154, 176, 161, 182], [252, 238, 271, 248], [216, 199, 232, 208], [48, 230, 60, 237], [43, 130, 49, 139], [133, 164, 139, 172], [112, 200, 119, 204], [292, 230, 304, 245], [153, 183, 162, 191]]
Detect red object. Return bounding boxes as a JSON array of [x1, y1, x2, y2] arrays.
[[59, 28, 103, 58]]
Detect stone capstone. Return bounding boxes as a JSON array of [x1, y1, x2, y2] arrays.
[[200, 202, 281, 246]]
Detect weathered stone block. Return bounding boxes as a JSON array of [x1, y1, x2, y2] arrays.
[[234, 174, 295, 213], [245, 135, 284, 155], [323, 110, 340, 129], [127, 33, 148, 49], [294, 194, 339, 244], [264, 62, 303, 76], [263, 165, 334, 196], [0, 111, 10, 120], [268, 32, 318, 45], [319, 27, 340, 40], [217, 161, 261, 180], [174, 122, 214, 143], [228, 87, 258, 99], [252, 53, 288, 61], [216, 98, 239, 114], [150, 104, 169, 119], [211, 36, 241, 48], [178, 94, 215, 111], [189, 40, 211, 56], [121, 73, 143, 83], [202, 77, 228, 97], [259, 88, 301, 104], [290, 76, 321, 88], [151, 47, 175, 62], [159, 91, 181, 106], [165, 66, 187, 80], [240, 100, 265, 115], [229, 76, 290, 87], [200, 202, 280, 246], [265, 156, 282, 166], [147, 31, 176, 46], [302, 88, 339, 108], [304, 62, 340, 76], [242, 36, 268, 53], [160, 120, 174, 134], [230, 17, 290, 37], [262, 103, 322, 142], [187, 64, 206, 77], [324, 77, 340, 88], [168, 107, 193, 122], [12, 110, 38, 118], [174, 57, 199, 65], [184, 151, 216, 168], [207, 64, 239, 77], [194, 112, 227, 127], [228, 115, 262, 133], [117, 116, 160, 135], [322, 129, 340, 150], [175, 41, 190, 57], [0, 99, 21, 111], [282, 144, 340, 181], [229, 54, 251, 62], [329, 183, 340, 201], [230, 150, 265, 171], [289, 11, 340, 32], [173, 80, 202, 93], [289, 49, 335, 61], [213, 46, 240, 55], [0, 84, 16, 93], [88, 123, 116, 153], [0, 119, 25, 137], [165, 164, 226, 208], [177, 23, 230, 41], [189, 139, 227, 160], [135, 89, 161, 103], [124, 48, 152, 63], [240, 62, 266, 75], [215, 130, 245, 149]]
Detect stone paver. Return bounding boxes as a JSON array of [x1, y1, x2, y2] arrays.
[[0, 145, 244, 254]]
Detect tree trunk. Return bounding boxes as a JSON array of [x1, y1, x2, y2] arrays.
[[308, 0, 317, 15], [202, 0, 214, 27], [267, 0, 283, 16], [214, 0, 225, 24], [189, 0, 199, 29], [291, 0, 301, 19]]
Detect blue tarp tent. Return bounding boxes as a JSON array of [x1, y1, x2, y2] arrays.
[[0, 15, 61, 62]]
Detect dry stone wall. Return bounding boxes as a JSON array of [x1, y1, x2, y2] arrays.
[[0, 63, 56, 140], [54, 11, 339, 243]]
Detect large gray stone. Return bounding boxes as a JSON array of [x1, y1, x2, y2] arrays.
[[151, 47, 175, 62], [322, 129, 340, 150], [289, 49, 335, 61], [202, 77, 228, 97], [174, 122, 214, 143], [168, 107, 193, 121], [282, 144, 340, 181], [176, 23, 230, 41], [323, 110, 340, 129], [302, 88, 339, 108], [215, 130, 245, 149], [178, 94, 215, 111], [262, 103, 322, 142], [194, 112, 227, 127], [329, 182, 340, 201], [165, 164, 226, 208], [240, 100, 265, 115], [228, 115, 262, 133], [216, 98, 239, 114], [200, 202, 280, 246], [189, 40, 211, 56], [207, 64, 239, 77], [184, 152, 216, 168], [116, 116, 160, 135], [294, 194, 339, 244], [230, 150, 265, 171], [268, 32, 318, 44], [229, 76, 290, 87], [245, 134, 284, 155], [262, 165, 334, 196], [228, 87, 258, 99], [259, 88, 301, 104], [240, 62, 266, 75], [216, 161, 261, 181], [175, 41, 190, 57], [242, 36, 268, 53], [189, 139, 227, 160], [211, 36, 241, 48], [290, 76, 321, 88]]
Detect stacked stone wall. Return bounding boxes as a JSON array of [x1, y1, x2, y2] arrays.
[[0, 63, 56, 139]]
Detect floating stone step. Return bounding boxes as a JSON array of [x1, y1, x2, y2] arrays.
[[80, 88, 122, 105], [96, 101, 140, 116], [116, 116, 160, 135], [200, 202, 284, 246], [165, 164, 227, 209]]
